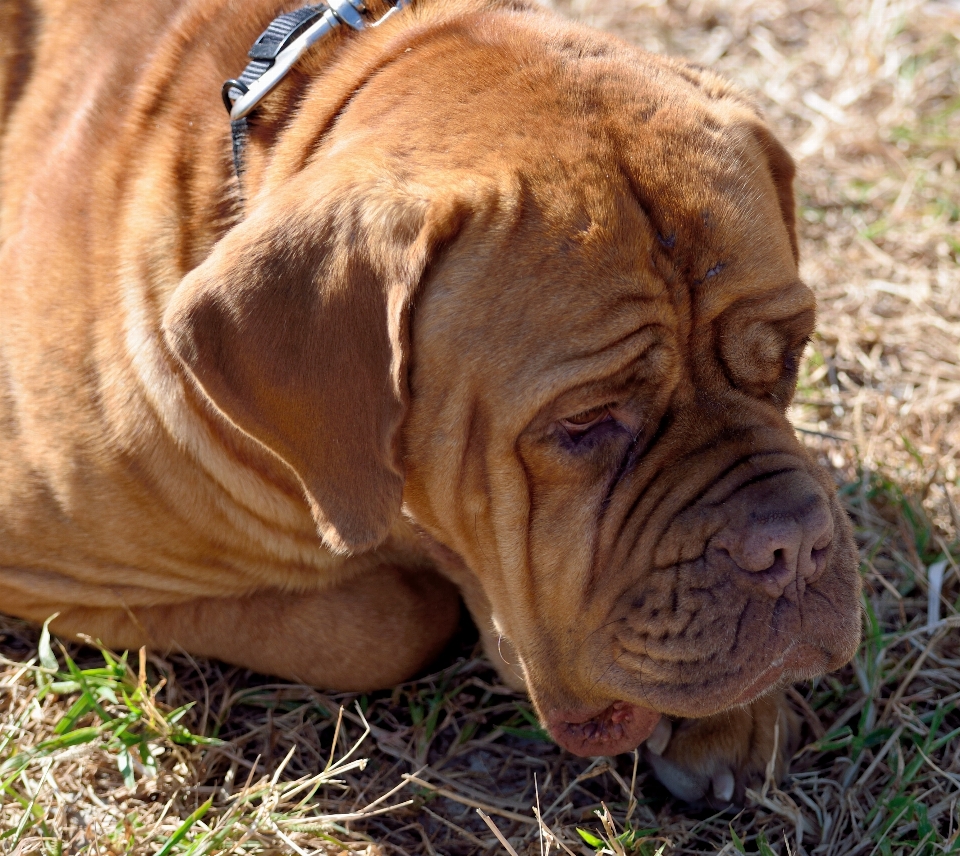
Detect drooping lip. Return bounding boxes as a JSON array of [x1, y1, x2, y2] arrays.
[[545, 701, 662, 757], [538, 642, 831, 757]]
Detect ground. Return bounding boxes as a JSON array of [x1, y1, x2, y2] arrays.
[[2, 0, 959, 853]]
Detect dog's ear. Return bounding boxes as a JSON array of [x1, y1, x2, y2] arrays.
[[751, 123, 798, 263], [163, 170, 463, 554]]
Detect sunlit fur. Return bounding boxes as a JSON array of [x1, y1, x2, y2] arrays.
[[0, 0, 860, 796]]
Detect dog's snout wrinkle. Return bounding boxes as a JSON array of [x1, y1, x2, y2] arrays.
[[625, 450, 801, 570], [720, 466, 798, 503]]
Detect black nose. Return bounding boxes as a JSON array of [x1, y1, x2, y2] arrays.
[[710, 472, 834, 599]]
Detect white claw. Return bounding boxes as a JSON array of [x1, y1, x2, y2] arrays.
[[645, 717, 672, 756], [712, 768, 735, 804]]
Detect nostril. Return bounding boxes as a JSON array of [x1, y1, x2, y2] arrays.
[[767, 549, 792, 581], [731, 527, 800, 574], [730, 544, 796, 599], [709, 475, 836, 596], [709, 522, 805, 599]]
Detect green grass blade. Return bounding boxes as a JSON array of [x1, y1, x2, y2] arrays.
[[153, 798, 213, 856]]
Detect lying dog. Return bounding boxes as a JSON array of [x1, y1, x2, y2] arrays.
[[0, 0, 861, 804]]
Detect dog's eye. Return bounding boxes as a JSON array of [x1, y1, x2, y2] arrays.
[[560, 406, 612, 435]]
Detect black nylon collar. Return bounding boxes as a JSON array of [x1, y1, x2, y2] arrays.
[[222, 1, 410, 187]]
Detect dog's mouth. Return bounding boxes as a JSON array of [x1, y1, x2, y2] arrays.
[[544, 701, 662, 757], [539, 642, 829, 757]]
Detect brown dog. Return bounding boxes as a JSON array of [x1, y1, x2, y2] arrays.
[[0, 0, 861, 803]]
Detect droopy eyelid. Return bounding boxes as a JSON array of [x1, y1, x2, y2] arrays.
[[560, 406, 613, 434]]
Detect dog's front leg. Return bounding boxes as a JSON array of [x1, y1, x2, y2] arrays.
[[642, 691, 801, 807]]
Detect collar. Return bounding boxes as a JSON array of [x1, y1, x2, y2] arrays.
[[222, 0, 411, 120], [222, 1, 411, 186]]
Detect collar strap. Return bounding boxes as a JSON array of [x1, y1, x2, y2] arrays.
[[222, 0, 410, 121]]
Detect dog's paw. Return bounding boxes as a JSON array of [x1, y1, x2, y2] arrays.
[[642, 692, 800, 808]]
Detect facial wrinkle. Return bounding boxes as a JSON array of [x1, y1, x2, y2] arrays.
[[649, 448, 795, 549]]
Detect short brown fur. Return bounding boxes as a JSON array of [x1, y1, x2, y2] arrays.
[[0, 0, 861, 800]]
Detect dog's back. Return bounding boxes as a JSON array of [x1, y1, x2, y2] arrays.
[[0, 0, 349, 624]]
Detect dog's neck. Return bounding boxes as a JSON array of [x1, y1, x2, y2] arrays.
[[227, 0, 540, 206], [225, 1, 408, 122], [224, 1, 411, 188]]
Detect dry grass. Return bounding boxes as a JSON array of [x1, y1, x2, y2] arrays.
[[2, 0, 960, 853]]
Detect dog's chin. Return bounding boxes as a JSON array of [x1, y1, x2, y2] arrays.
[[628, 641, 836, 720], [544, 701, 663, 757], [729, 641, 830, 706], [541, 642, 839, 757]]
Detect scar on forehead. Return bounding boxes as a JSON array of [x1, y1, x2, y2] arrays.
[[705, 262, 725, 279], [693, 261, 726, 285]]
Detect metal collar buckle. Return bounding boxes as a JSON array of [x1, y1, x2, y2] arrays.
[[223, 0, 410, 121]]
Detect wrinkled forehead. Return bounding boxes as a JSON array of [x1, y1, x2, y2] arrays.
[[334, 9, 797, 297], [419, 134, 799, 352], [415, 170, 667, 368], [393, 17, 804, 391]]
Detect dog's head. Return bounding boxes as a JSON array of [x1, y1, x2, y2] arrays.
[[164, 8, 861, 756]]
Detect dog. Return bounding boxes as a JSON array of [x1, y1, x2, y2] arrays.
[[0, 0, 861, 804]]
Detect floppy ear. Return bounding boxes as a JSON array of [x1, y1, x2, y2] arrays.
[[163, 172, 462, 554], [751, 123, 798, 263]]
